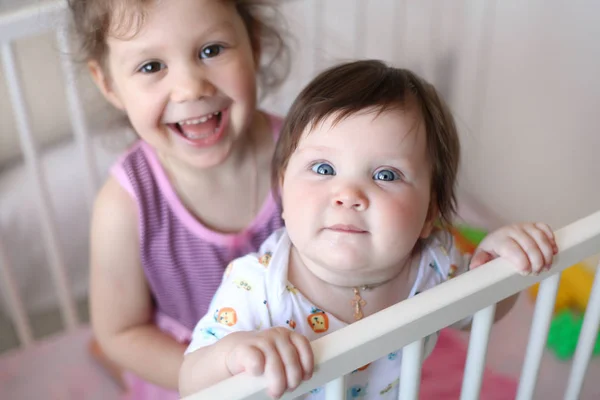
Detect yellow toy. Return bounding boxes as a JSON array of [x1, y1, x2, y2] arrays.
[[528, 262, 596, 313]]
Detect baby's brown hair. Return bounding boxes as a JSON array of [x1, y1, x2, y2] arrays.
[[67, 0, 289, 93], [272, 60, 460, 227]]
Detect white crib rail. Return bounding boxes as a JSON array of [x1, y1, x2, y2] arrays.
[[460, 304, 496, 400], [564, 263, 600, 400], [185, 210, 600, 400], [0, 0, 93, 344], [399, 338, 424, 400], [0, 1, 64, 43], [1, 1, 599, 398], [56, 21, 100, 210], [0, 233, 33, 346], [515, 273, 561, 400]]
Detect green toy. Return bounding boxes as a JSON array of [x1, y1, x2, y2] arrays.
[[546, 310, 600, 360], [455, 224, 488, 246]]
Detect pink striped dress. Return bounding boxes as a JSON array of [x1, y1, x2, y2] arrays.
[[110, 114, 284, 399]]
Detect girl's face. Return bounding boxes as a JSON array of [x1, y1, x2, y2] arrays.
[[91, 0, 259, 169], [281, 108, 435, 287]]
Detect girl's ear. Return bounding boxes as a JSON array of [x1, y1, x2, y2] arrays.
[[88, 61, 125, 110], [248, 24, 262, 69]]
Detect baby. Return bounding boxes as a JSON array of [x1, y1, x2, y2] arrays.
[[179, 60, 557, 399]]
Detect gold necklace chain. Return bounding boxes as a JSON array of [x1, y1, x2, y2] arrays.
[[350, 282, 387, 321]]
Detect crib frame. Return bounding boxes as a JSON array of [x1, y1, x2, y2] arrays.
[[187, 210, 600, 400], [1, 2, 600, 400]]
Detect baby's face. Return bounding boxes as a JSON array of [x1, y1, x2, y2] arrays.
[[281, 108, 434, 286]]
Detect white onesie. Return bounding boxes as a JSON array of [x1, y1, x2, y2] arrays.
[[187, 228, 471, 399]]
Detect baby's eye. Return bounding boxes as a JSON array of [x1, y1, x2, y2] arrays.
[[138, 61, 165, 74], [200, 44, 224, 59], [373, 169, 400, 181], [311, 162, 336, 176]]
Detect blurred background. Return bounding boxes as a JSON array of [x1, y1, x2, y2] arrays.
[[0, 0, 599, 398]]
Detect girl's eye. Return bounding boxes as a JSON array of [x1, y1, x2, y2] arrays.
[[311, 162, 336, 176], [138, 61, 165, 74], [373, 169, 400, 181], [200, 44, 224, 59]]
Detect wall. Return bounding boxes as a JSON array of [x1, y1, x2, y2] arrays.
[[2, 0, 598, 228], [455, 0, 600, 229], [272, 0, 600, 230]]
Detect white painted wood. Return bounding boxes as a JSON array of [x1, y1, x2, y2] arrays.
[[184, 210, 600, 400], [1, 41, 78, 331], [564, 262, 600, 400], [0, 233, 33, 347], [55, 20, 99, 211], [324, 376, 344, 400], [0, 0, 65, 43], [515, 273, 560, 400], [399, 339, 424, 400], [460, 304, 496, 400]]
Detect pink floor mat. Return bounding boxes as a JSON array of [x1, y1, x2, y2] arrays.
[[4, 304, 598, 399], [0, 327, 121, 400], [421, 329, 517, 399], [0, 326, 516, 399]]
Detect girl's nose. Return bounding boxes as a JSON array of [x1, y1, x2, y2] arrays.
[[171, 67, 216, 102]]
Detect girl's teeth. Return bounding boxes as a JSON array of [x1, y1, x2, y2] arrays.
[[176, 111, 222, 139], [182, 129, 217, 139], [179, 111, 221, 126]]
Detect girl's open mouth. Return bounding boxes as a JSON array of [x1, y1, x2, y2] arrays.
[[168, 109, 228, 147]]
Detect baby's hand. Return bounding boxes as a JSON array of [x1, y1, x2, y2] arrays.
[[225, 327, 314, 398], [469, 222, 558, 275]]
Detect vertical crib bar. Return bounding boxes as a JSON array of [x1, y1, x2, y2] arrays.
[[515, 273, 560, 400], [353, 0, 366, 58], [564, 263, 600, 400], [56, 20, 99, 210], [324, 376, 345, 400], [0, 234, 33, 347], [460, 304, 496, 400], [399, 338, 424, 400], [1, 42, 79, 331]]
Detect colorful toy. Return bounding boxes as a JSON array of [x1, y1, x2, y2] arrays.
[[452, 224, 599, 361], [528, 261, 598, 360], [546, 310, 600, 360], [450, 224, 487, 255], [528, 262, 596, 314]]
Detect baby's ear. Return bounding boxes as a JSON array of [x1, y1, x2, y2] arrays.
[[278, 174, 286, 220], [420, 202, 439, 239], [88, 61, 124, 110]]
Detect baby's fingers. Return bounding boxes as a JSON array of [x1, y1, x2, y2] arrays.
[[498, 236, 533, 275], [534, 222, 558, 253], [290, 333, 314, 380], [274, 334, 304, 392], [259, 341, 287, 399], [524, 224, 556, 268]]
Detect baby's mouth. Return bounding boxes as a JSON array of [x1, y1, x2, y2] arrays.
[[170, 111, 223, 140]]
